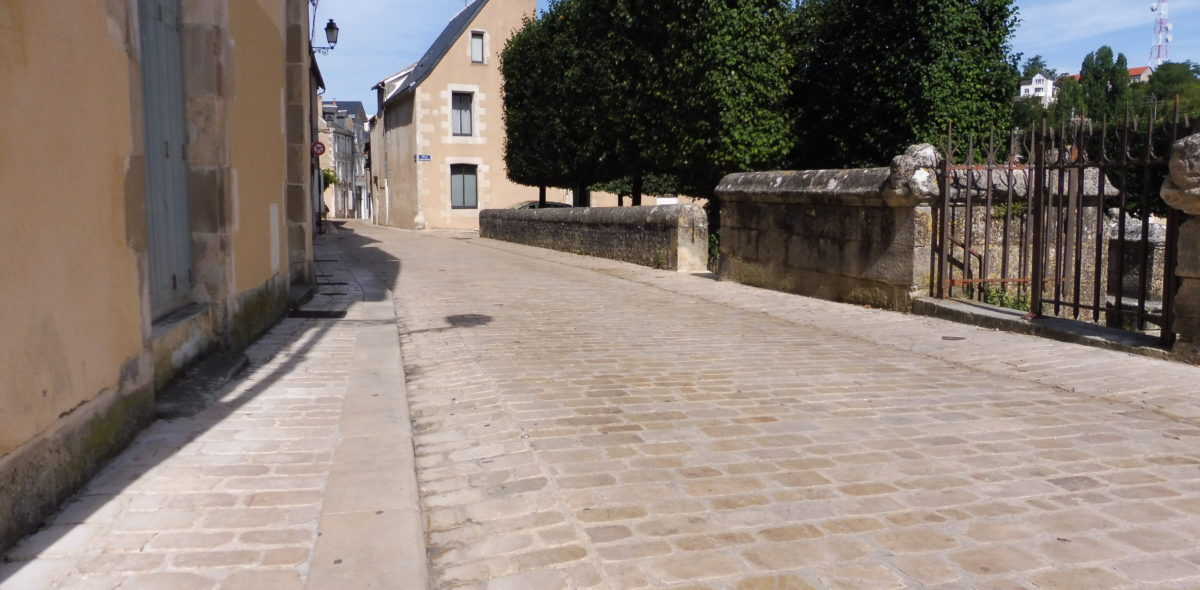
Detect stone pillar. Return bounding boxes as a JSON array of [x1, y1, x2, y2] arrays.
[[179, 0, 235, 331], [1160, 134, 1200, 364], [284, 0, 314, 286]]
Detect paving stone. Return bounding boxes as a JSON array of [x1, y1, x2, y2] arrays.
[[12, 223, 1200, 589]]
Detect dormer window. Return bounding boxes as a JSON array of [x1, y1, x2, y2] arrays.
[[470, 32, 485, 63]]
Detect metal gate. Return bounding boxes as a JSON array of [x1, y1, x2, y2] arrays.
[[139, 0, 191, 313], [931, 108, 1187, 347]]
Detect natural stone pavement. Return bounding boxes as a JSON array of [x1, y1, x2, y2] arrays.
[[346, 223, 1200, 590], [0, 229, 424, 589], [4, 221, 1200, 590]]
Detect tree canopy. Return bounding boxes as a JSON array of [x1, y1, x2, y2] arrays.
[[501, 0, 793, 201], [1142, 61, 1200, 115], [502, 0, 1022, 198], [789, 0, 1019, 168], [1078, 46, 1130, 122]]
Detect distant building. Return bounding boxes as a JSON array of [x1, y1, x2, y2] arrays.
[[1018, 72, 1058, 106], [321, 101, 370, 219], [370, 0, 537, 230]]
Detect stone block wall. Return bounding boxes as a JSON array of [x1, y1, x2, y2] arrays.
[[479, 205, 709, 272], [714, 147, 939, 311], [1162, 134, 1200, 364]]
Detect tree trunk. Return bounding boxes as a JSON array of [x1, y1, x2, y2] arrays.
[[573, 179, 590, 207], [632, 171, 643, 206], [538, 185, 546, 206]]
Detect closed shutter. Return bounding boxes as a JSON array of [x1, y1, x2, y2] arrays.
[[139, 0, 191, 314]]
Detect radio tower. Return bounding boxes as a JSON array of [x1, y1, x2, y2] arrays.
[[1150, 0, 1173, 68]]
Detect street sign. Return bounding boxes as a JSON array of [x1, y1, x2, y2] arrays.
[[312, 142, 326, 156], [417, 154, 432, 162]]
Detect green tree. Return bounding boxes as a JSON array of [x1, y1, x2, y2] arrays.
[[1144, 61, 1200, 115], [791, 0, 1020, 168], [1077, 46, 1130, 122], [501, 16, 561, 202], [1049, 76, 1086, 125], [501, 0, 793, 202], [1012, 96, 1046, 129], [1021, 54, 1055, 79]]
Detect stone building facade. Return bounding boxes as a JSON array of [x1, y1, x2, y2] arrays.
[[0, 0, 320, 551]]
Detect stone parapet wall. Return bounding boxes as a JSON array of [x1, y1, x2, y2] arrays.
[[714, 148, 938, 311], [1162, 134, 1200, 364], [479, 205, 709, 272]]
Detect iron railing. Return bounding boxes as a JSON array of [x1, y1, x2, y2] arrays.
[[931, 104, 1189, 347]]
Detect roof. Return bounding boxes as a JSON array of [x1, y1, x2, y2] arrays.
[[327, 101, 367, 121], [1068, 67, 1151, 83], [379, 0, 489, 106]]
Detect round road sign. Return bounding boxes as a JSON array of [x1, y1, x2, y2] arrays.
[[312, 142, 327, 156]]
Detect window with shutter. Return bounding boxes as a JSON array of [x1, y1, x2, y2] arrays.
[[471, 32, 485, 63], [452, 92, 473, 136], [450, 164, 478, 209]]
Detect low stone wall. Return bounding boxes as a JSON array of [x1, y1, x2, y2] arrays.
[[479, 205, 709, 272], [714, 146, 939, 310]]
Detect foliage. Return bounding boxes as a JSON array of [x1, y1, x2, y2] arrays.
[[1077, 46, 1130, 122], [501, 0, 794, 201], [1049, 76, 1086, 125], [981, 287, 1030, 311], [1011, 96, 1046, 129], [591, 174, 682, 199], [1022, 54, 1051, 78], [1143, 61, 1200, 115], [321, 168, 338, 190], [790, 0, 1020, 168]]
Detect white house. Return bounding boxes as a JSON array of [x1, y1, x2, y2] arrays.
[[1019, 72, 1058, 106]]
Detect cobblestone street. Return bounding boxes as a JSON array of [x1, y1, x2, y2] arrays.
[[368, 224, 1200, 590], [5, 222, 1200, 589]]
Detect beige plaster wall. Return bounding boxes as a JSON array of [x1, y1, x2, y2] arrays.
[[405, 0, 537, 230], [383, 93, 421, 228], [229, 0, 288, 293], [0, 1, 146, 454]]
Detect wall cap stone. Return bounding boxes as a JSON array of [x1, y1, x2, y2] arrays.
[[480, 204, 706, 228], [716, 144, 941, 207]]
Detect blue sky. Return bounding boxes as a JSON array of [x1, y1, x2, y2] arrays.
[[313, 0, 1200, 110]]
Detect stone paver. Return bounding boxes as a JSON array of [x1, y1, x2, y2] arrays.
[[6, 221, 1200, 590], [342, 223, 1200, 590], [0, 228, 423, 589]]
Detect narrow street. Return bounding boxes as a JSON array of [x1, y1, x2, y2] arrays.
[[5, 222, 1200, 589]]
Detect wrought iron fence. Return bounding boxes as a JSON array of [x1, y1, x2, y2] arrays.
[[930, 105, 1190, 347]]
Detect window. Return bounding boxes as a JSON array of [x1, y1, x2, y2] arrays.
[[470, 32, 485, 63], [452, 92, 473, 136], [451, 164, 478, 209]]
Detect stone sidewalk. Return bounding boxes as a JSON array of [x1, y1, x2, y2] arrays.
[[0, 227, 425, 589], [344, 223, 1200, 590]]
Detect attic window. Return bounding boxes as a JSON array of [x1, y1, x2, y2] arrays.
[[470, 32, 485, 63]]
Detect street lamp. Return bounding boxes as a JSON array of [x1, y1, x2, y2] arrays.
[[313, 19, 339, 54]]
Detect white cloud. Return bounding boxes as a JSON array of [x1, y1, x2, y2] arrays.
[[1013, 0, 1199, 72]]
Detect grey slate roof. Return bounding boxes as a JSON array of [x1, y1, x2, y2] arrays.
[[382, 0, 489, 106], [329, 101, 367, 122]]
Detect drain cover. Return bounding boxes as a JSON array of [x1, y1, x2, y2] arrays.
[[288, 309, 347, 319]]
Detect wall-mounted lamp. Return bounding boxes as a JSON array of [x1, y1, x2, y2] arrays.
[[313, 19, 339, 54]]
